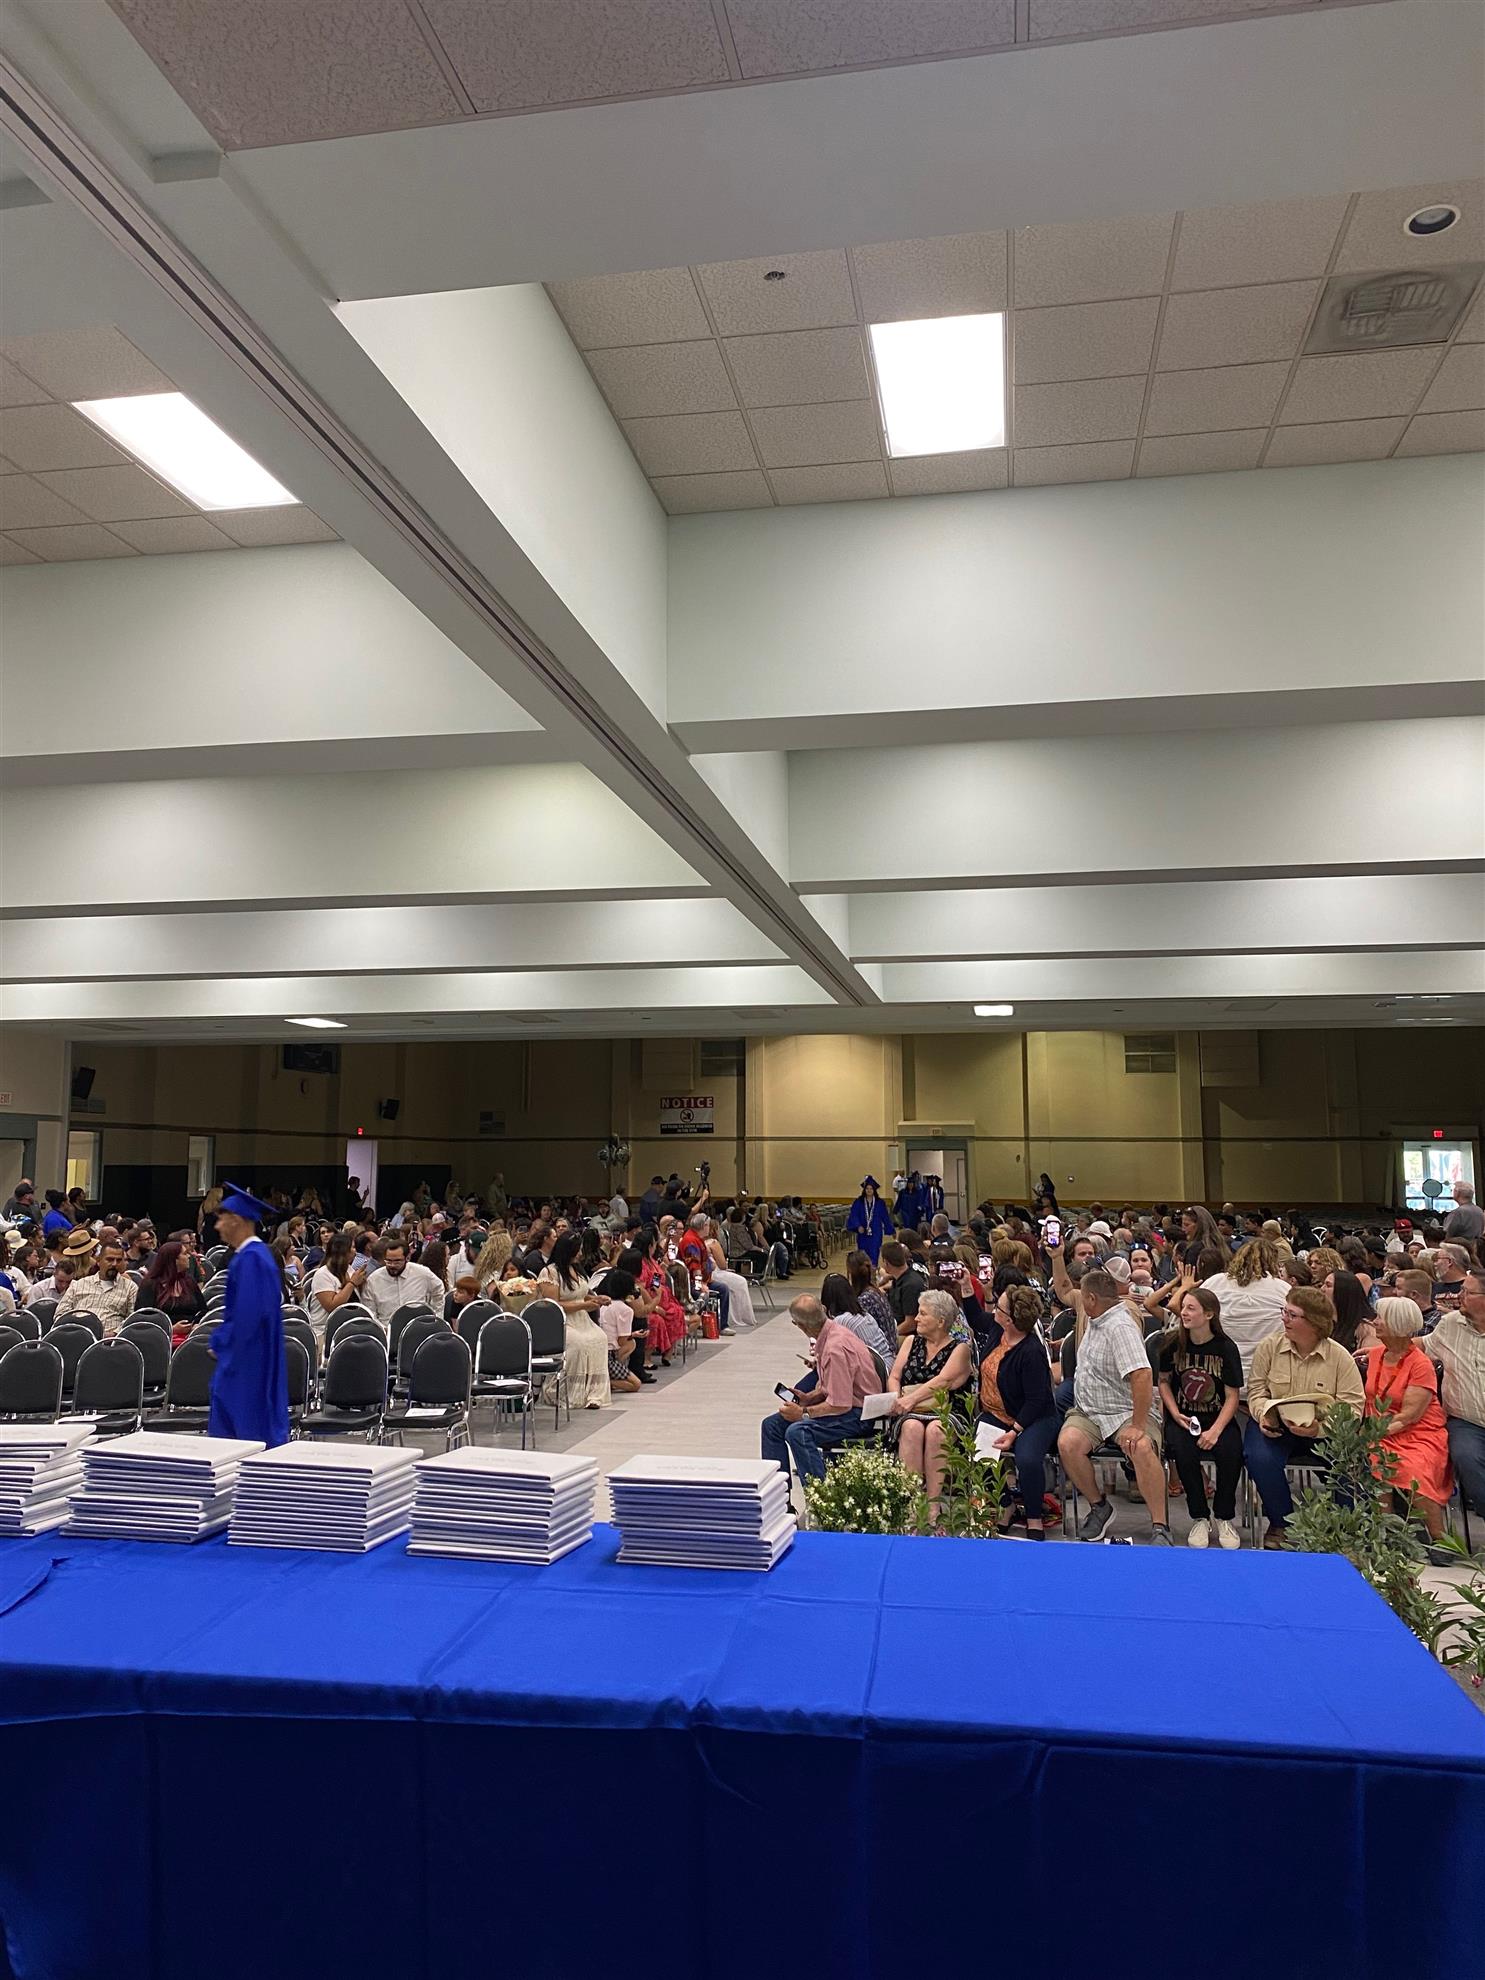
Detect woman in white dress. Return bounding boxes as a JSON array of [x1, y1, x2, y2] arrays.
[[538, 1230, 611, 1409], [704, 1221, 758, 1330]]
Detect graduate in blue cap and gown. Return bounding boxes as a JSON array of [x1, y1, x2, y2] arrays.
[[208, 1181, 290, 1448], [846, 1176, 893, 1265]]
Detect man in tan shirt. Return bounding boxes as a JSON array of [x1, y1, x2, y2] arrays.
[[55, 1234, 139, 1335], [1243, 1284, 1364, 1547]]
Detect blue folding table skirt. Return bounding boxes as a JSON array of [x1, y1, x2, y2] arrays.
[[2, 1524, 1482, 1980]]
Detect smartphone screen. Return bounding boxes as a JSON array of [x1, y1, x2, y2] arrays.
[[774, 1382, 795, 1403], [667, 1243, 679, 1261], [936, 1262, 960, 1280], [978, 1254, 994, 1275]]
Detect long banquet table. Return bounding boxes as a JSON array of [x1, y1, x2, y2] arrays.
[[1, 1524, 1482, 1980]]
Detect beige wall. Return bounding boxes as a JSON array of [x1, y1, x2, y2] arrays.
[[55, 1025, 1485, 1209]]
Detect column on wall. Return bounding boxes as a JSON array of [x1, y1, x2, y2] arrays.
[[1176, 1033, 1209, 1204], [1324, 1031, 1365, 1203]]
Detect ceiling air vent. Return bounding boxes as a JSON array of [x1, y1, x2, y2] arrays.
[[1304, 263, 1482, 354]]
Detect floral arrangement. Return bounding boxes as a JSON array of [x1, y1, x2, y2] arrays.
[[804, 1444, 929, 1536]]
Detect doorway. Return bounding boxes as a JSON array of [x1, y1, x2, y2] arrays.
[[346, 1138, 379, 1215], [1401, 1140, 1477, 1215], [0, 1139, 27, 1204], [906, 1144, 968, 1223]]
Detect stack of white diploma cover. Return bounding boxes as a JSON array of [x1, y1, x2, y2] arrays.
[[0, 1423, 94, 1536], [409, 1447, 598, 1562], [608, 1455, 796, 1571], [65, 1431, 263, 1542], [229, 1442, 418, 1552]]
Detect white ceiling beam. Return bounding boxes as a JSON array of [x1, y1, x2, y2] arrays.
[[0, 899, 783, 982], [668, 459, 1485, 751], [874, 950, 1484, 1005], [835, 875, 1485, 961], [789, 719, 1485, 890]]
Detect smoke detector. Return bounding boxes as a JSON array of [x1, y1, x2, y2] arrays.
[[1304, 262, 1482, 354]]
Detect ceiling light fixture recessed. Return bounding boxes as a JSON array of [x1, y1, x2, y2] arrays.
[[973, 1003, 1015, 1018], [869, 313, 1005, 457], [73, 393, 297, 510], [1404, 204, 1461, 238], [286, 1016, 346, 1029]]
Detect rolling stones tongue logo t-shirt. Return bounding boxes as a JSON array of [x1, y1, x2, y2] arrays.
[[1159, 1334, 1243, 1425]]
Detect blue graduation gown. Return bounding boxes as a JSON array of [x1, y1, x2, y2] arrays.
[[925, 1184, 945, 1219], [895, 1185, 927, 1228], [846, 1194, 893, 1263], [208, 1236, 289, 1447]]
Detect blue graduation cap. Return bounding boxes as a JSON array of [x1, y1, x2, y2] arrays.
[[219, 1181, 277, 1224], [859, 1176, 882, 1191]]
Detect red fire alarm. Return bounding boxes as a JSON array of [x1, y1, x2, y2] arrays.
[[1432, 1129, 1445, 1139]]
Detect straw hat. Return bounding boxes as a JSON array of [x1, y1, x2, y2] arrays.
[[60, 1227, 98, 1261]]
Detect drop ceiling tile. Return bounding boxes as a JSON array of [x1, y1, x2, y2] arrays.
[[888, 448, 1008, 495], [696, 252, 856, 335], [1418, 343, 1485, 414], [0, 535, 43, 566], [1170, 194, 1351, 291], [1013, 297, 1159, 384], [1335, 180, 1485, 274], [1030, 0, 1282, 32], [725, 0, 1015, 76], [1263, 419, 1405, 468], [35, 465, 193, 522], [851, 232, 1007, 322], [0, 326, 172, 401], [1457, 283, 1485, 342], [1279, 349, 1439, 424], [1012, 441, 1134, 486], [109, 517, 240, 554], [1013, 212, 1174, 307], [209, 507, 340, 546], [547, 268, 711, 350], [749, 400, 882, 467], [422, 0, 729, 110], [107, 0, 463, 148], [651, 470, 774, 514], [0, 356, 49, 409], [0, 403, 127, 471], [5, 524, 135, 561], [767, 463, 889, 505], [1156, 281, 1318, 371], [0, 475, 90, 531], [1144, 362, 1289, 435], [1394, 410, 1485, 457], [1013, 375, 1144, 447], [622, 411, 758, 476], [1137, 430, 1266, 477], [725, 328, 870, 408], [585, 341, 737, 417]]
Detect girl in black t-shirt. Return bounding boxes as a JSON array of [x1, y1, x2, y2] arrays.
[[1158, 1286, 1244, 1549]]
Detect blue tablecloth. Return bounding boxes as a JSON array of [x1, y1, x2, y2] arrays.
[[2, 1526, 1482, 1980]]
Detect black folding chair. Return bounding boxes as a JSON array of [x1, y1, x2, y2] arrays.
[[324, 1307, 382, 1353], [129, 1307, 173, 1334], [0, 1340, 64, 1421], [521, 1298, 568, 1429], [282, 1317, 320, 1390], [283, 1337, 311, 1430], [25, 1302, 57, 1335], [7, 1311, 41, 1343], [146, 1333, 215, 1431], [121, 1320, 172, 1406], [383, 1333, 471, 1451], [455, 1299, 501, 1359], [298, 1337, 388, 1442], [51, 1312, 103, 1342], [72, 1339, 145, 1437], [472, 1314, 535, 1448], [46, 1324, 96, 1403], [394, 1314, 448, 1387], [389, 1302, 437, 1375], [0, 1325, 23, 1361]]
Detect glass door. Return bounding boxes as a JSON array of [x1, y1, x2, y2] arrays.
[[1401, 1140, 1476, 1214]]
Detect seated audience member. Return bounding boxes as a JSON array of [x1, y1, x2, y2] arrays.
[[307, 1231, 370, 1336], [1197, 1236, 1292, 1382], [1431, 1244, 1472, 1315], [25, 1256, 73, 1308], [592, 1267, 643, 1395], [631, 1232, 686, 1366], [704, 1221, 757, 1330], [883, 1288, 976, 1526], [818, 1271, 895, 1374], [1058, 1267, 1172, 1544], [847, 1248, 897, 1344], [1325, 1269, 1379, 1358], [1365, 1296, 1453, 1542], [977, 1285, 1057, 1537], [362, 1235, 445, 1327], [762, 1294, 876, 1493], [722, 1205, 767, 1276], [472, 1227, 514, 1291], [880, 1240, 927, 1338], [1243, 1286, 1366, 1548], [1424, 1268, 1485, 1516], [139, 1239, 206, 1334], [55, 1232, 139, 1333], [444, 1273, 482, 1324], [538, 1231, 611, 1409], [1157, 1287, 1243, 1550], [1392, 1267, 1440, 1333], [1175, 1205, 1228, 1272]]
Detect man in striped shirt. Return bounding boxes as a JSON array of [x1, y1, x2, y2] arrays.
[[1425, 1268, 1485, 1517]]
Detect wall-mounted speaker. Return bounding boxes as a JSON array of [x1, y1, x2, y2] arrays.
[[377, 1098, 401, 1122], [70, 1065, 97, 1101]]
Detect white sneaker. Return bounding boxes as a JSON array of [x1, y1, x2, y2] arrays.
[[1215, 1519, 1241, 1551], [1186, 1518, 1210, 1549]]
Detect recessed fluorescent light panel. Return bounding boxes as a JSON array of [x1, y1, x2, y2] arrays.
[[72, 393, 297, 509], [286, 1017, 346, 1030], [869, 314, 1005, 457], [973, 1004, 1015, 1018]]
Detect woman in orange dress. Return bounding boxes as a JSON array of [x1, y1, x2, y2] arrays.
[[1364, 1296, 1452, 1540]]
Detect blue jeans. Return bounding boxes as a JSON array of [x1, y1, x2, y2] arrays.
[[1448, 1417, 1485, 1516], [987, 1412, 1058, 1521], [713, 1282, 731, 1331], [1242, 1417, 1330, 1525], [761, 1406, 864, 1486]]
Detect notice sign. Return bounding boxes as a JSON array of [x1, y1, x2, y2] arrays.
[[660, 1094, 714, 1136]]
